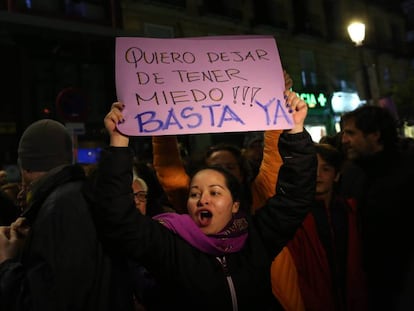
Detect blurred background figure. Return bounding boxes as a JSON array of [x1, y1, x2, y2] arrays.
[[0, 118, 135, 311], [0, 170, 8, 186], [133, 159, 174, 216], [132, 174, 148, 215], [129, 163, 161, 310], [242, 131, 264, 179], [0, 184, 20, 226], [340, 105, 414, 311]]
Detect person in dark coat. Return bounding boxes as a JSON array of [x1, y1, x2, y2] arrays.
[[0, 187, 19, 226], [340, 105, 414, 311], [0, 119, 134, 311], [90, 90, 316, 311]]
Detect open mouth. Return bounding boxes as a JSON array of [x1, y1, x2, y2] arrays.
[[200, 211, 212, 219], [198, 210, 213, 226]]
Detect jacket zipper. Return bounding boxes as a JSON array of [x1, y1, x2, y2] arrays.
[[216, 256, 238, 311]]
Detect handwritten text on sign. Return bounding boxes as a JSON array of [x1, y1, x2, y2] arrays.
[[115, 36, 292, 136]]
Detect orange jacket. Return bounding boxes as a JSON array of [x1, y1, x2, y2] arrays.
[[286, 199, 367, 311]]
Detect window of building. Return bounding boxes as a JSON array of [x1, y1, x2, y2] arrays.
[[151, 0, 186, 7], [323, 0, 339, 40], [292, 0, 322, 36], [390, 22, 403, 49], [64, 0, 107, 21], [382, 66, 391, 90], [205, 0, 243, 21], [300, 50, 318, 88], [253, 0, 288, 29], [374, 17, 388, 46], [335, 60, 352, 91], [16, 0, 59, 12], [144, 23, 174, 38], [292, 0, 308, 33]]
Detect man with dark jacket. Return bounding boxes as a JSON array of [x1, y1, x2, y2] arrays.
[[0, 119, 134, 311], [340, 105, 414, 311]]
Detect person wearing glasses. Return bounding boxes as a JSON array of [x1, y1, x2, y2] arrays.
[[132, 174, 148, 215], [130, 170, 159, 310]]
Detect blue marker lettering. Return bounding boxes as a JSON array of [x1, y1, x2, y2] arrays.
[[135, 111, 163, 133], [273, 99, 292, 125], [162, 108, 184, 130], [217, 105, 245, 127], [201, 104, 221, 126], [255, 98, 275, 125], [181, 107, 202, 129]]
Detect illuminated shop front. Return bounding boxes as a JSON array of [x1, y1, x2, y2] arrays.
[[301, 91, 363, 142], [331, 91, 364, 130], [300, 91, 334, 142]]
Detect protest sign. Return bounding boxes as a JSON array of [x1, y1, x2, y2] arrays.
[[115, 35, 292, 136]]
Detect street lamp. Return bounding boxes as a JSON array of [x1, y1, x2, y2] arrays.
[[347, 21, 371, 103], [347, 22, 365, 46]]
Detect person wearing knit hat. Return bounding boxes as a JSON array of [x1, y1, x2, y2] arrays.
[[18, 119, 73, 172], [0, 118, 134, 310]]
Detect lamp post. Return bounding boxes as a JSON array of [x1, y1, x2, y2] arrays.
[[347, 21, 371, 104], [347, 22, 365, 46]]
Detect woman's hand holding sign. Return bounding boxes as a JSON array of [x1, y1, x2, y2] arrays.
[[105, 102, 129, 147], [284, 90, 307, 134]]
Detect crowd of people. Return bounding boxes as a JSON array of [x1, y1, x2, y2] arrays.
[[1, 76, 414, 310]]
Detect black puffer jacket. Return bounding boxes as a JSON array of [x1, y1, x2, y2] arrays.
[[92, 131, 316, 311], [0, 165, 134, 311], [353, 143, 414, 310]]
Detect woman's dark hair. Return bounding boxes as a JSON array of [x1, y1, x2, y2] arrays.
[[190, 165, 244, 207]]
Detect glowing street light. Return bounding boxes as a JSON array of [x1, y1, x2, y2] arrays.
[[347, 21, 371, 103], [347, 22, 365, 46]]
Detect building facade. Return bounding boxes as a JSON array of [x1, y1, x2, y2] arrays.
[[0, 0, 123, 168], [120, 0, 414, 140]]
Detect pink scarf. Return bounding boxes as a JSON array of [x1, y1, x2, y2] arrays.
[[153, 212, 248, 256]]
